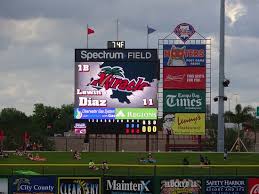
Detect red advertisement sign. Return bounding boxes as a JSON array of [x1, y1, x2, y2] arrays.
[[248, 178, 259, 194], [163, 67, 206, 89]]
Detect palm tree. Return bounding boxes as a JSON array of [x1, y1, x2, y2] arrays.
[[225, 104, 255, 151]]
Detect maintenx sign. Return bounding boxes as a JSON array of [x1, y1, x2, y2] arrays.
[[163, 90, 206, 113], [104, 177, 153, 194]]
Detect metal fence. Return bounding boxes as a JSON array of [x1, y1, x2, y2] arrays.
[[1, 164, 259, 176]]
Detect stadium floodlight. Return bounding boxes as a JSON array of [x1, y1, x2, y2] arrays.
[[223, 79, 230, 87]]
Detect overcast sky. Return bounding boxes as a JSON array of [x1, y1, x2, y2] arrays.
[[0, 0, 258, 115]]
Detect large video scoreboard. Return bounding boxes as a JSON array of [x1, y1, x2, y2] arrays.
[[74, 49, 159, 134]]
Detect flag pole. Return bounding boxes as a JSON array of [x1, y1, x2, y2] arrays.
[[87, 24, 89, 48], [147, 25, 149, 48], [116, 19, 119, 41]]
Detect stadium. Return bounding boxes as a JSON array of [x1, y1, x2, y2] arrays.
[[1, 0, 259, 194]]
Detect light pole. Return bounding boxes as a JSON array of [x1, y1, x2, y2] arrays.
[[217, 0, 225, 152]]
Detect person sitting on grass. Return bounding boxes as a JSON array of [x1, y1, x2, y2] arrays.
[[73, 151, 81, 160], [89, 160, 98, 170], [14, 148, 24, 156], [27, 153, 33, 160], [204, 156, 211, 165], [0, 150, 8, 158], [101, 160, 109, 174], [182, 157, 189, 165], [34, 153, 46, 161], [200, 154, 205, 165], [147, 153, 156, 163]]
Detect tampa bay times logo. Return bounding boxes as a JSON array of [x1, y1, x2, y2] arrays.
[[13, 178, 31, 191], [106, 179, 151, 193], [90, 66, 151, 92]]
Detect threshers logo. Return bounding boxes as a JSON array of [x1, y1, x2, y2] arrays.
[[13, 178, 31, 191], [90, 66, 151, 92], [174, 23, 196, 42]]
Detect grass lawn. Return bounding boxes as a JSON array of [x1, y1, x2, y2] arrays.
[[1, 152, 259, 176]]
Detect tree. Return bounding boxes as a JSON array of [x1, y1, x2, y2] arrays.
[[0, 108, 30, 149], [224, 104, 255, 151]]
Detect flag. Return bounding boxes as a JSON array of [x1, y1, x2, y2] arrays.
[[147, 26, 156, 34], [87, 27, 95, 35]]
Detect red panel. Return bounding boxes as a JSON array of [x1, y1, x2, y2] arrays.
[[248, 178, 259, 194], [163, 67, 206, 89]]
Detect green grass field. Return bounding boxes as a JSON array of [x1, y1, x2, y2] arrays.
[[1, 152, 259, 176]]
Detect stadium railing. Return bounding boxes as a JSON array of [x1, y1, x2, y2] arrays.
[[1, 164, 259, 176]]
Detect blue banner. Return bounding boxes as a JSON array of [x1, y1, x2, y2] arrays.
[[205, 178, 246, 194], [11, 176, 56, 194], [163, 44, 206, 66], [74, 108, 115, 119]]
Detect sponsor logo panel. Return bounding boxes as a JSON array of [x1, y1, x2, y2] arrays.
[[163, 67, 206, 89], [205, 178, 246, 194], [58, 177, 101, 194], [160, 178, 202, 194], [163, 44, 206, 66], [104, 177, 153, 194], [11, 176, 56, 194], [163, 90, 206, 113]]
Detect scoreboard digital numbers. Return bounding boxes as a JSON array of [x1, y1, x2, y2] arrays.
[[74, 49, 159, 134], [107, 41, 125, 49]]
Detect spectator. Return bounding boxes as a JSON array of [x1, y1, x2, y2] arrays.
[[200, 154, 204, 165], [89, 160, 98, 170], [147, 153, 156, 163], [182, 157, 189, 165], [224, 148, 228, 160], [73, 151, 81, 160], [101, 161, 109, 174], [204, 156, 209, 165]]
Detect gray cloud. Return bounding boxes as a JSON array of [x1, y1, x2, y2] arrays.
[[0, 0, 258, 115]]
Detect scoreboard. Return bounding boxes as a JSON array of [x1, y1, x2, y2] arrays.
[[74, 49, 159, 134]]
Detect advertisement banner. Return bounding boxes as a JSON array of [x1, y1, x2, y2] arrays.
[[0, 178, 8, 194], [74, 61, 158, 110], [205, 178, 246, 194], [74, 108, 115, 119], [58, 177, 101, 194], [163, 67, 206, 89], [248, 178, 259, 194], [115, 108, 157, 120], [11, 176, 56, 194], [74, 122, 87, 135], [104, 177, 153, 194], [172, 113, 205, 135], [160, 178, 201, 194], [163, 44, 206, 66], [163, 90, 206, 113]]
